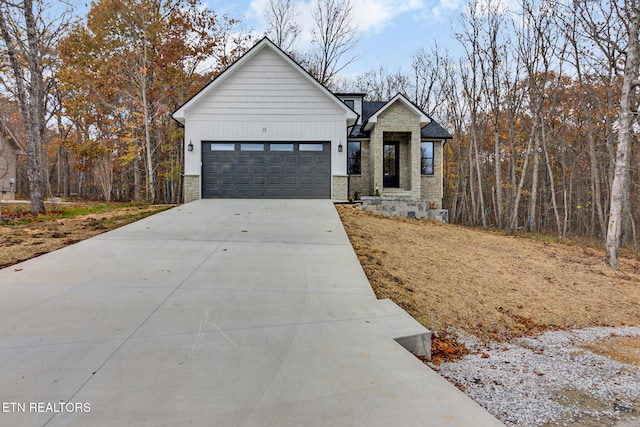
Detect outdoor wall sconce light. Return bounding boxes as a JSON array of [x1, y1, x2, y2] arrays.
[[188, 141, 194, 152], [338, 142, 343, 153]]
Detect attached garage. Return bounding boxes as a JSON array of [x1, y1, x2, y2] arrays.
[[172, 38, 358, 203], [201, 142, 331, 198]]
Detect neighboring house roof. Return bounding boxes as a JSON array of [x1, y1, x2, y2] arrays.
[[0, 119, 25, 154], [172, 37, 358, 126], [349, 97, 453, 140]]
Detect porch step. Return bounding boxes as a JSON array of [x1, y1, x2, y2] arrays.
[[380, 189, 416, 197]]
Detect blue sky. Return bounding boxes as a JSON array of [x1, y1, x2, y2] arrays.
[[208, 0, 466, 77]]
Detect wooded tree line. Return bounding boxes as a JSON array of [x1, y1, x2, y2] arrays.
[[1, 0, 254, 208], [1, 0, 639, 267], [328, 0, 639, 267]]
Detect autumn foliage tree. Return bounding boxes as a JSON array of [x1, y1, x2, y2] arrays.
[[0, 0, 71, 213], [56, 0, 252, 203]]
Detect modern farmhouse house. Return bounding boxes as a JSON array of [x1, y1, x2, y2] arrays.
[[173, 38, 452, 215]]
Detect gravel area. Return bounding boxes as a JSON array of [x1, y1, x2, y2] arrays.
[[428, 326, 640, 427]]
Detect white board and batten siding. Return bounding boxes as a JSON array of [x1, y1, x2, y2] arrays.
[[180, 42, 353, 199]]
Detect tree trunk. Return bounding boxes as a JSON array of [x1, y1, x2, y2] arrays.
[[606, 9, 640, 268], [528, 131, 540, 232], [588, 129, 606, 238], [468, 138, 477, 224], [134, 157, 141, 201], [510, 125, 535, 232], [140, 32, 156, 204], [494, 126, 503, 228], [0, 0, 46, 214], [471, 126, 487, 228], [540, 120, 563, 239]]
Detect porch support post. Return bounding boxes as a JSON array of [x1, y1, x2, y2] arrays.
[[410, 129, 421, 197], [371, 127, 383, 195]]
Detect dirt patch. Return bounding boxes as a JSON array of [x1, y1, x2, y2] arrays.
[[0, 203, 170, 269], [582, 336, 640, 366], [336, 204, 640, 361]]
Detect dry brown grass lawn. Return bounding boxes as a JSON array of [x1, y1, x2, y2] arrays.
[[336, 204, 640, 342], [0, 203, 170, 269]]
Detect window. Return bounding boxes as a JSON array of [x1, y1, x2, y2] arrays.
[[299, 143, 324, 151], [421, 142, 434, 175], [270, 144, 294, 151], [240, 143, 264, 151], [211, 143, 235, 151], [343, 99, 355, 109], [347, 141, 361, 175]]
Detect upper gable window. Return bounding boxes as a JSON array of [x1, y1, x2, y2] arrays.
[[343, 99, 355, 109]]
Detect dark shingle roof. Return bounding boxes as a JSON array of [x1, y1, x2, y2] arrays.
[[421, 120, 453, 140], [362, 101, 387, 121], [348, 101, 452, 140]]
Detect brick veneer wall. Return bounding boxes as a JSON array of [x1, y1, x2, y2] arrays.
[[420, 140, 444, 209]]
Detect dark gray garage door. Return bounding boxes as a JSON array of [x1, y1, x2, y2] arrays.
[[202, 142, 331, 198]]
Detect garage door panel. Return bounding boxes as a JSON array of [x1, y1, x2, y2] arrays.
[[283, 176, 297, 185], [202, 142, 330, 199]]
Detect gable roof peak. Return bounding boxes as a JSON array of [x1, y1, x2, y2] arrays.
[[172, 37, 357, 125], [362, 93, 431, 131]]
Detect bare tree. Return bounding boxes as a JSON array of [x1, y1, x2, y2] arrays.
[[307, 0, 359, 86], [264, 0, 300, 53], [411, 44, 448, 116], [478, 0, 508, 229], [0, 0, 69, 214], [457, 0, 488, 228], [574, 0, 640, 268], [353, 66, 410, 100], [561, 9, 608, 239]]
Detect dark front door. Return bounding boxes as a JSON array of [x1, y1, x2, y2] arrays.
[[383, 142, 400, 188]]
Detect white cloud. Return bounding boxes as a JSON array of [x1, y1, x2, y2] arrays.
[[430, 0, 463, 20], [248, 0, 426, 42], [351, 0, 425, 33], [247, 0, 269, 30]]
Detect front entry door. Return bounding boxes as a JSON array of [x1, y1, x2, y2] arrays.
[[383, 142, 400, 188]]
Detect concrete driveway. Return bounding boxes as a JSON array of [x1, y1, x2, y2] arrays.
[[0, 200, 502, 426]]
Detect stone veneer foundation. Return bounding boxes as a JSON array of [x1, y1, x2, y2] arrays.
[[183, 175, 200, 203], [360, 196, 448, 223]]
